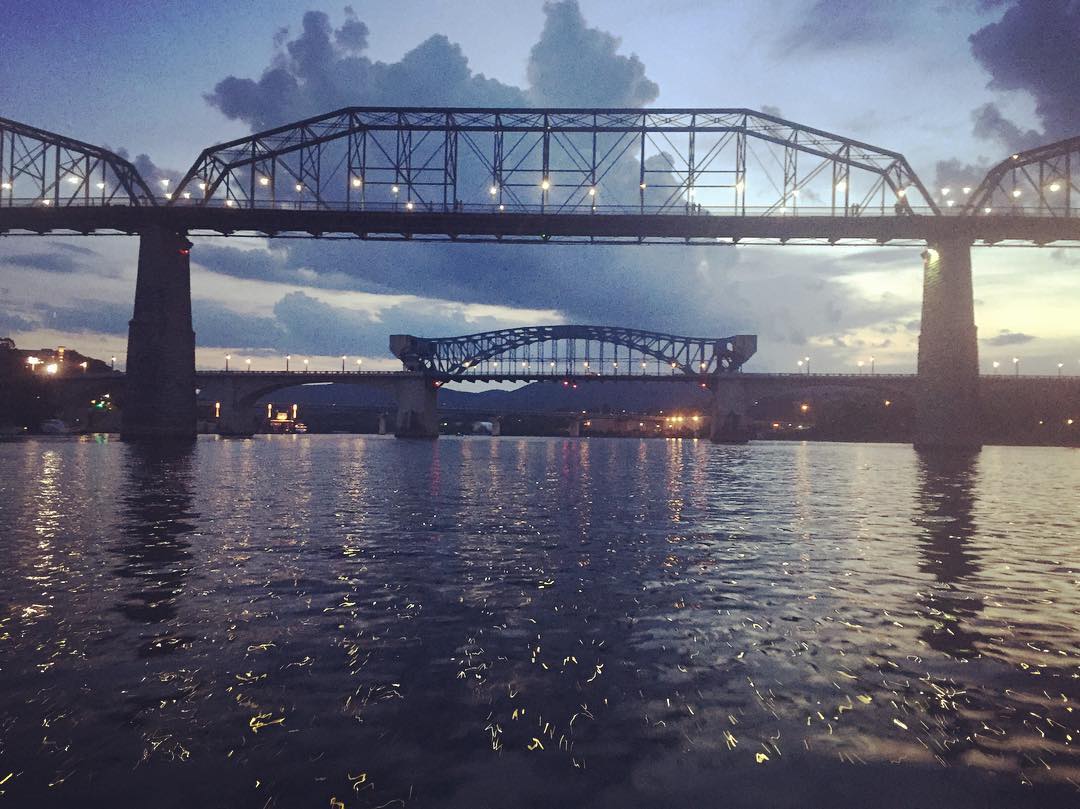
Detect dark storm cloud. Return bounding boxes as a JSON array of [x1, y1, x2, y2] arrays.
[[527, 1, 658, 106], [193, 300, 283, 348], [33, 300, 131, 333], [199, 291, 539, 356], [1, 252, 83, 274], [971, 102, 1044, 151], [777, 0, 912, 51], [983, 329, 1035, 346], [933, 156, 991, 193], [0, 307, 35, 334], [969, 0, 1080, 142], [192, 242, 392, 294]]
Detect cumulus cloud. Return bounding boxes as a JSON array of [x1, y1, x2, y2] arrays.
[[205, 9, 525, 131], [527, 1, 658, 106]]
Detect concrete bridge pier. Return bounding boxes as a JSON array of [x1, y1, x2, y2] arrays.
[[490, 418, 501, 437], [394, 378, 439, 438], [121, 226, 197, 440], [915, 239, 982, 450], [378, 413, 388, 435], [710, 379, 749, 444]]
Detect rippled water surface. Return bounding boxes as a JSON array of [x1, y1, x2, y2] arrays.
[[1, 436, 1079, 808]]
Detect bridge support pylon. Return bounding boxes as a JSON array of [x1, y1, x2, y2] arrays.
[[710, 380, 749, 443], [394, 378, 439, 439], [121, 226, 197, 441], [915, 239, 982, 450]]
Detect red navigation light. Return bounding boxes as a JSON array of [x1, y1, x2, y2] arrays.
[[178, 248, 191, 256]]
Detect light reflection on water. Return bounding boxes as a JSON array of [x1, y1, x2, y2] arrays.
[[0, 436, 1078, 807]]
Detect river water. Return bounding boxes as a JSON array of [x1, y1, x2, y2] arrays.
[[0, 436, 1078, 808]]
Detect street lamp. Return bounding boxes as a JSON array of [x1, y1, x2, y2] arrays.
[[992, 360, 1000, 374], [26, 356, 41, 372], [1013, 356, 1020, 377], [110, 356, 117, 370], [341, 355, 347, 372], [303, 358, 309, 371], [356, 358, 362, 371], [225, 353, 231, 371], [286, 354, 291, 372], [804, 356, 811, 375], [246, 358, 252, 371], [869, 355, 875, 375], [857, 360, 864, 374], [1058, 362, 1064, 377]]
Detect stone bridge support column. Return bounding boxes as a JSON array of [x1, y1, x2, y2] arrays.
[[490, 418, 501, 437], [214, 377, 261, 437], [121, 226, 196, 440], [568, 418, 581, 438], [378, 412, 388, 435], [394, 378, 439, 438], [916, 240, 981, 450], [710, 379, 749, 444]]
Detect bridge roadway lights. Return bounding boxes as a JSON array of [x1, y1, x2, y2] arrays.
[[710, 380, 750, 444], [121, 226, 197, 440], [394, 378, 440, 438], [916, 239, 982, 450]]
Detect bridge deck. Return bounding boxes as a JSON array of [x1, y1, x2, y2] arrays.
[[4, 208, 1079, 244]]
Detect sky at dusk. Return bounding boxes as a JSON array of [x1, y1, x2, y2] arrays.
[[0, 0, 1078, 375]]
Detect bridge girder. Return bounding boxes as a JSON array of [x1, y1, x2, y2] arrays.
[[389, 325, 757, 380], [0, 116, 157, 208]]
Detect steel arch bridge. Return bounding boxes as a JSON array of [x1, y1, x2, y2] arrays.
[[389, 326, 757, 382]]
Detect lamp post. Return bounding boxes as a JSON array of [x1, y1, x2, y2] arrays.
[[1013, 356, 1020, 377], [341, 355, 347, 372], [245, 358, 252, 372], [869, 355, 875, 375], [804, 356, 811, 375], [355, 358, 362, 372], [303, 358, 309, 372], [286, 354, 291, 372], [992, 360, 1000, 374], [857, 360, 864, 374], [1058, 362, 1064, 377], [225, 354, 231, 372], [111, 355, 117, 370]]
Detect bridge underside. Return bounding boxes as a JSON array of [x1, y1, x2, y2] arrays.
[[3, 208, 1079, 245]]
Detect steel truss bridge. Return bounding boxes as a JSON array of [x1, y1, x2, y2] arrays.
[[388, 326, 757, 382], [2, 105, 1079, 445], [1, 108, 1078, 244]]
